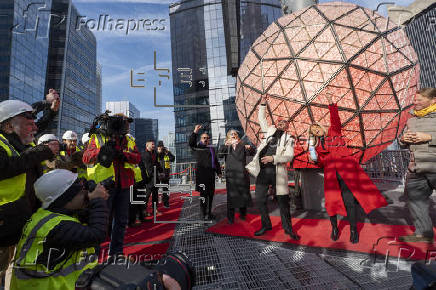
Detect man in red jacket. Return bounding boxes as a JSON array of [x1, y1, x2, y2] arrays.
[[83, 114, 141, 256]]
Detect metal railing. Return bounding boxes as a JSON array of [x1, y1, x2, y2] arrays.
[[168, 150, 410, 185], [362, 150, 410, 183], [169, 161, 225, 184]]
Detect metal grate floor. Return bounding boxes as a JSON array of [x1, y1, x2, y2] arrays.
[[167, 198, 415, 290]]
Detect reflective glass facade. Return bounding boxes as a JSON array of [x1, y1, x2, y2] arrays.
[[135, 118, 159, 152], [170, 0, 211, 163], [45, 0, 98, 138], [239, 0, 282, 64], [170, 0, 281, 163], [403, 3, 436, 88], [0, 0, 52, 103]]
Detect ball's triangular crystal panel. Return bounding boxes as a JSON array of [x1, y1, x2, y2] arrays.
[[236, 1, 420, 167]]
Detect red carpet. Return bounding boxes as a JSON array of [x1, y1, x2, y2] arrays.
[[207, 213, 436, 261], [99, 193, 185, 260], [201, 183, 295, 195]]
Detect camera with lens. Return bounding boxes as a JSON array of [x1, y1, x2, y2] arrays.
[[90, 110, 133, 137], [59, 142, 67, 152], [85, 176, 116, 193], [75, 251, 195, 290]]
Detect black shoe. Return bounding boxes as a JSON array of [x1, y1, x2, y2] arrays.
[[240, 215, 246, 221], [331, 227, 339, 241], [163, 202, 170, 208], [284, 229, 300, 241], [208, 213, 215, 220], [254, 227, 272, 236], [350, 228, 359, 244]]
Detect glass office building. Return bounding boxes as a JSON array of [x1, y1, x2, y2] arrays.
[[0, 0, 53, 103], [403, 3, 436, 88], [135, 118, 159, 152], [45, 0, 98, 138], [105, 101, 140, 137], [170, 0, 281, 163]]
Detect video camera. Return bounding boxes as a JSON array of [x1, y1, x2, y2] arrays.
[[90, 110, 133, 137], [75, 251, 195, 290]]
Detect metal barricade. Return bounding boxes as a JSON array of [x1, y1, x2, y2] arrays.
[[363, 150, 410, 183], [169, 160, 226, 185]]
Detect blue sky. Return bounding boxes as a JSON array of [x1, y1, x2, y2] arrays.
[[72, 0, 415, 139]]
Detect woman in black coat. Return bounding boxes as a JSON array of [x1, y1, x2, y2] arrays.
[[218, 129, 255, 224]]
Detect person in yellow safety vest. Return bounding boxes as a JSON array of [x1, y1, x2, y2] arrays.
[[81, 133, 90, 151], [37, 134, 61, 173], [61, 130, 88, 179], [38, 134, 83, 174], [10, 169, 109, 290], [157, 141, 175, 208], [0, 89, 60, 289], [128, 133, 147, 226], [82, 114, 141, 256]]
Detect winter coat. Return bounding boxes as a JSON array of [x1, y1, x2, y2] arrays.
[[140, 150, 162, 188], [315, 104, 387, 217], [245, 104, 295, 196], [399, 111, 436, 173], [218, 142, 255, 208], [0, 101, 57, 247], [34, 198, 108, 270], [189, 133, 221, 192]]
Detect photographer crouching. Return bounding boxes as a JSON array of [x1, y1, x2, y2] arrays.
[[11, 170, 194, 290], [82, 112, 141, 257], [10, 169, 109, 289]]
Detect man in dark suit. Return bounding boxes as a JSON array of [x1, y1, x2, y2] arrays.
[[189, 125, 222, 220], [139, 140, 163, 216]]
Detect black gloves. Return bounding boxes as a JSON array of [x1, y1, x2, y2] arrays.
[[98, 143, 116, 168], [97, 140, 127, 167], [114, 150, 127, 162]]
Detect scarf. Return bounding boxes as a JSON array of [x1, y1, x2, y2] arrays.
[[413, 103, 436, 117], [210, 146, 216, 169], [200, 141, 216, 169]]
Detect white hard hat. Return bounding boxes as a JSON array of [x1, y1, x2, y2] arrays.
[[62, 130, 78, 140], [37, 134, 59, 145], [0, 100, 33, 123], [82, 133, 90, 144], [34, 169, 78, 209]]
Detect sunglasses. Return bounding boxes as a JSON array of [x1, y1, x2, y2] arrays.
[[201, 136, 210, 139]]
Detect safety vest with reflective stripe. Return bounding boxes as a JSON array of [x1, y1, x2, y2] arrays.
[[87, 134, 136, 183], [164, 155, 171, 169], [0, 134, 26, 206], [133, 166, 143, 183], [10, 208, 97, 289]]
